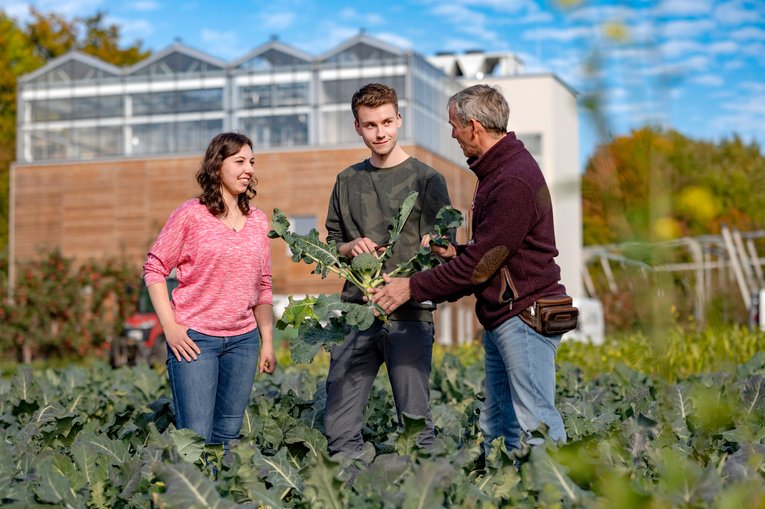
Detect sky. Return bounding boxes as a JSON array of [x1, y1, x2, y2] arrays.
[[2, 0, 764, 171]]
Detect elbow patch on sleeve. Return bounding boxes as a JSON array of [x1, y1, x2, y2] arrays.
[[471, 246, 510, 284]]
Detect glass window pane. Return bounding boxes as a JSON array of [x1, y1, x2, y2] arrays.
[[239, 114, 308, 148], [132, 89, 222, 115]]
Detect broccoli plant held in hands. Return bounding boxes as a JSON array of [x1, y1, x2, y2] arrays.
[[268, 191, 462, 363]]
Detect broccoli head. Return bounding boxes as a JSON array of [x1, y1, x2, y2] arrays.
[[351, 252, 379, 275]]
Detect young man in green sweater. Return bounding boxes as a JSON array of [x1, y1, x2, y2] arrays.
[[323, 83, 452, 456]]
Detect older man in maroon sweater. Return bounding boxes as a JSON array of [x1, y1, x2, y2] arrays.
[[371, 84, 567, 453]]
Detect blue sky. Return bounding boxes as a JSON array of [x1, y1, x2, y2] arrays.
[[3, 0, 764, 171]]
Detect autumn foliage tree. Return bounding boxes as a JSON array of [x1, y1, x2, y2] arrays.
[[582, 127, 765, 246], [0, 7, 150, 252], [582, 127, 765, 331]]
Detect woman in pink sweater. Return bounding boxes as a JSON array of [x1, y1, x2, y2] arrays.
[[143, 132, 276, 445]]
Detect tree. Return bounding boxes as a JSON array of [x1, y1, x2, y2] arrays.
[[0, 7, 150, 252], [582, 127, 765, 246]]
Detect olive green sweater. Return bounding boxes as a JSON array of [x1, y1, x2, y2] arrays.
[[325, 157, 451, 321]]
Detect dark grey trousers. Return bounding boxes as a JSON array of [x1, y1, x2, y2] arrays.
[[324, 319, 435, 455]]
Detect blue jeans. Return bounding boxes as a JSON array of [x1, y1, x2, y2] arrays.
[[167, 328, 259, 445], [480, 316, 566, 452]]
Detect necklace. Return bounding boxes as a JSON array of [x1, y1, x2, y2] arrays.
[[219, 212, 242, 232]]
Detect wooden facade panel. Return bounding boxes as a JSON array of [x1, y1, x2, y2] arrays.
[[11, 145, 482, 343]]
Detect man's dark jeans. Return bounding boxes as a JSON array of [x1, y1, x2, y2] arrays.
[[324, 319, 435, 455]]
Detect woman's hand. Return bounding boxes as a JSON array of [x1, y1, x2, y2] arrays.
[[165, 321, 200, 362], [258, 342, 277, 374]]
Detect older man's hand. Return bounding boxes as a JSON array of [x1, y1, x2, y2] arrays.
[[369, 274, 412, 314]]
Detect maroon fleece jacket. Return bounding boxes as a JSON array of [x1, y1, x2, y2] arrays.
[[410, 132, 565, 330]]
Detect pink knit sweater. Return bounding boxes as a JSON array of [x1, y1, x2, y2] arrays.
[[143, 199, 273, 336]]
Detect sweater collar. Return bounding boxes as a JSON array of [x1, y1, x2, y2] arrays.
[[467, 132, 524, 180]]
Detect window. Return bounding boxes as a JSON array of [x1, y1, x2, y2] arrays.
[[287, 215, 317, 256], [239, 114, 308, 148], [30, 96, 123, 122], [239, 83, 309, 109], [131, 119, 223, 155], [517, 133, 542, 157], [131, 89, 223, 116]]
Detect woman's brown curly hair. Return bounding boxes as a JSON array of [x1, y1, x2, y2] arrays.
[[196, 132, 257, 216]]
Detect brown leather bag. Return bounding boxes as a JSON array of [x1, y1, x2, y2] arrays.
[[519, 294, 579, 336]]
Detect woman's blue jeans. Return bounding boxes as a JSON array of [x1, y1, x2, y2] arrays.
[[480, 316, 566, 452], [166, 328, 259, 445]]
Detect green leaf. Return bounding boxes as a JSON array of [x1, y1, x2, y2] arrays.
[[276, 295, 319, 330], [33, 455, 83, 508], [399, 458, 455, 509], [527, 446, 590, 504], [284, 425, 328, 459], [75, 431, 131, 466], [432, 205, 463, 241], [289, 317, 347, 364], [304, 453, 344, 509], [252, 447, 304, 495], [353, 453, 410, 494], [153, 462, 237, 509], [241, 478, 285, 509], [378, 191, 418, 265], [394, 413, 428, 456], [269, 208, 291, 238], [114, 458, 145, 501], [71, 440, 109, 487], [342, 303, 377, 330], [170, 428, 206, 463]]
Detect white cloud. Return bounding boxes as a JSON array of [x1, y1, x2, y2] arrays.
[[519, 10, 554, 24], [740, 81, 765, 93], [655, 0, 713, 16], [660, 39, 704, 58], [522, 26, 594, 42], [708, 40, 739, 54], [659, 19, 714, 38], [376, 32, 413, 50], [430, 3, 503, 46], [730, 26, 765, 40], [0, 0, 103, 19], [108, 16, 154, 44], [339, 8, 384, 25], [644, 54, 710, 78], [200, 29, 239, 59], [437, 38, 484, 53], [262, 11, 295, 30], [714, 1, 763, 25], [567, 5, 638, 23], [717, 95, 765, 141], [0, 1, 32, 20], [296, 25, 359, 54], [723, 59, 745, 71], [691, 74, 724, 86], [130, 1, 159, 11], [430, 0, 534, 14], [740, 41, 765, 57]]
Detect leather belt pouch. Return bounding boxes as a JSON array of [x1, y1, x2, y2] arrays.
[[519, 294, 579, 335]]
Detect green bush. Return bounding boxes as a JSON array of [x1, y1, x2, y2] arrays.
[[0, 249, 139, 363]]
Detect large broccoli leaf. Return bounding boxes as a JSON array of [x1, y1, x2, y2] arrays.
[[279, 295, 377, 364]]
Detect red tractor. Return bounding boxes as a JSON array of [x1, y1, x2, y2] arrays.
[[110, 271, 179, 367]]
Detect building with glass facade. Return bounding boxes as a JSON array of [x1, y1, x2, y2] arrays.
[[17, 34, 464, 165], [11, 33, 581, 344]]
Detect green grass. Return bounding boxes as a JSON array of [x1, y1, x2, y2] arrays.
[[558, 325, 765, 382]]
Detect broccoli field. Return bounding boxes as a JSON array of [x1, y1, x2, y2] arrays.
[[1, 328, 765, 508]]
